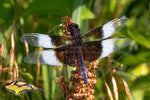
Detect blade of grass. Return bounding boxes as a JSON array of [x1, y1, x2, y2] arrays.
[[72, 0, 83, 25], [49, 66, 56, 100], [42, 65, 50, 100]]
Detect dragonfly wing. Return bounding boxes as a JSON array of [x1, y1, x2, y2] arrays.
[[82, 16, 129, 42], [99, 38, 130, 59], [102, 16, 128, 39], [82, 38, 130, 61], [24, 45, 77, 66], [20, 33, 71, 48], [24, 50, 63, 66]]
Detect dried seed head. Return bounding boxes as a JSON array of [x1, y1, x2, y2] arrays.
[[105, 82, 114, 100], [24, 40, 29, 54], [112, 76, 118, 100], [0, 43, 5, 56], [122, 78, 131, 100], [9, 49, 15, 71], [11, 32, 15, 50], [14, 61, 19, 79]]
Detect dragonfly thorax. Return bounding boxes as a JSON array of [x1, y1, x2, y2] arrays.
[[68, 23, 83, 46]]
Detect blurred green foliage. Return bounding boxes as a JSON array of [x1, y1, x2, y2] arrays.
[[0, 0, 150, 100]]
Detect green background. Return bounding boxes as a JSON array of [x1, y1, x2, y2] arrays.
[[0, 0, 150, 100]]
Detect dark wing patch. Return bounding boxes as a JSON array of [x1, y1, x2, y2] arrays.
[[82, 27, 103, 42], [82, 37, 130, 61], [82, 41, 102, 61], [55, 45, 77, 65]]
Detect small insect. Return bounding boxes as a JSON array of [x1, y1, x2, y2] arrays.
[[21, 16, 129, 84]]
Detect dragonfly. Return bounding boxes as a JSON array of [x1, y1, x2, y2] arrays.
[[20, 16, 129, 84]]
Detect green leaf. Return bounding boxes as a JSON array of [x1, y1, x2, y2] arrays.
[[122, 51, 150, 66], [0, 0, 12, 24], [122, 55, 142, 66], [131, 63, 149, 76], [81, 5, 95, 19], [23, 0, 73, 16], [72, 0, 83, 25], [131, 90, 144, 100], [131, 75, 150, 91], [128, 11, 150, 49], [72, 0, 91, 33], [109, 0, 116, 12]]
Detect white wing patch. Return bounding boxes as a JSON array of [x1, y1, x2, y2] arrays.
[[100, 39, 115, 58], [41, 50, 62, 66], [20, 33, 54, 48], [102, 16, 129, 39], [102, 22, 115, 39], [37, 34, 54, 48], [24, 50, 62, 66]]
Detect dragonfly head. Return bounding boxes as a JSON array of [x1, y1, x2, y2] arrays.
[[68, 23, 80, 36]]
